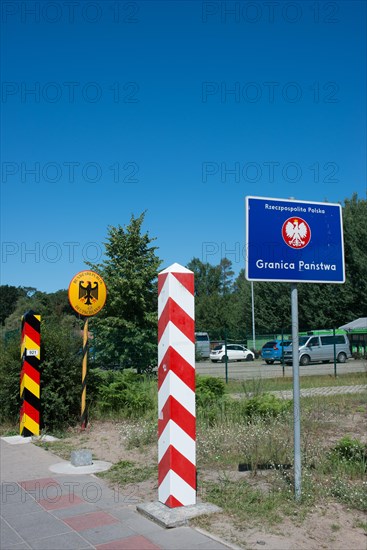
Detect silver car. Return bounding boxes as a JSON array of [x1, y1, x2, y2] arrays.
[[283, 333, 351, 366]]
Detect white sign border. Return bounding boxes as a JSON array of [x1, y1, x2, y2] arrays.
[[245, 195, 345, 284]]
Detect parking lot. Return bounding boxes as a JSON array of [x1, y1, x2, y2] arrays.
[[195, 358, 367, 380]]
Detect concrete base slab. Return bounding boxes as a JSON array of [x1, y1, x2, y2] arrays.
[[137, 501, 222, 529], [49, 460, 112, 475], [1, 435, 59, 445]]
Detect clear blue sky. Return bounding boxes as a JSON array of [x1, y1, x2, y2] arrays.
[[1, 0, 366, 293]]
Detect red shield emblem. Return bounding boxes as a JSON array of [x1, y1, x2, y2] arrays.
[[282, 217, 311, 249]]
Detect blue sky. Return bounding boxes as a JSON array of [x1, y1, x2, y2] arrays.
[[1, 0, 366, 293]]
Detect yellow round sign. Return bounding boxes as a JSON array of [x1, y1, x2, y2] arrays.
[[68, 270, 107, 317]]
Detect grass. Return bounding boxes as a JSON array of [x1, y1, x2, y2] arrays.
[[2, 373, 366, 539], [97, 460, 156, 485], [195, 390, 367, 531], [34, 434, 99, 461]]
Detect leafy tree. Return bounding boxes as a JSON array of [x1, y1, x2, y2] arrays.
[[87, 212, 162, 371], [0, 316, 94, 431], [341, 193, 367, 318], [219, 258, 235, 295], [2, 291, 50, 332], [186, 258, 221, 297], [0, 286, 27, 325]]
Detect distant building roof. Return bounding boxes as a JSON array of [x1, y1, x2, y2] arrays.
[[339, 317, 367, 331]]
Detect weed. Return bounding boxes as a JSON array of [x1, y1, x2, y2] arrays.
[[98, 459, 156, 485]]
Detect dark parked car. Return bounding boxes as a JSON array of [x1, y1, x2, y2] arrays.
[[261, 340, 292, 364]]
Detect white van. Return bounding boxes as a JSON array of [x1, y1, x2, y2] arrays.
[[283, 333, 351, 366], [195, 332, 210, 359]]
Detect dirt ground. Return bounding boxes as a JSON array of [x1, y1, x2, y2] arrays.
[[56, 420, 367, 550]]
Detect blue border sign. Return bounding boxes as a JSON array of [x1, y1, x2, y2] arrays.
[[245, 196, 345, 283]]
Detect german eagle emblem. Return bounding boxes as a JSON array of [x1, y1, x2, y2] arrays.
[[79, 281, 98, 305]]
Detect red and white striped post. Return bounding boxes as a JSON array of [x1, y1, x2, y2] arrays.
[[157, 263, 196, 507]]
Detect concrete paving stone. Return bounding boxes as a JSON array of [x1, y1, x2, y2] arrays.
[[189, 537, 236, 550], [5, 510, 72, 541], [21, 482, 63, 503], [147, 525, 230, 550], [19, 478, 60, 491], [95, 535, 162, 550], [0, 544, 30, 550], [1, 482, 29, 504], [28, 531, 94, 549], [54, 477, 120, 505], [95, 493, 141, 508], [109, 510, 166, 536], [101, 506, 140, 523], [37, 493, 85, 510], [76, 523, 137, 545], [50, 502, 101, 519], [0, 440, 66, 483], [1, 497, 43, 519], [0, 518, 26, 548], [62, 511, 119, 532]]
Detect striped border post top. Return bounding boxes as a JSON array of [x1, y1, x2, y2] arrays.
[[157, 263, 196, 508], [20, 311, 41, 437]]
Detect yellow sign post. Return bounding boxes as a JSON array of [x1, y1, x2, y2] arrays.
[[68, 270, 107, 430]]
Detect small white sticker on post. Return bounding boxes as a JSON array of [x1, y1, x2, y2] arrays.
[[26, 349, 39, 356]]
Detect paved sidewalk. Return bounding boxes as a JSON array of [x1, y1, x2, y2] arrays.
[[231, 384, 367, 400], [271, 384, 367, 400], [0, 439, 232, 550]]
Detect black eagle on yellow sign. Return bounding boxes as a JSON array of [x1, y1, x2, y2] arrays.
[[79, 281, 98, 305]]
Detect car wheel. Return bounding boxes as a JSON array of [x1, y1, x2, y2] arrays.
[[337, 352, 347, 363], [246, 355, 254, 361], [300, 354, 310, 366], [265, 360, 274, 364], [221, 355, 228, 363]]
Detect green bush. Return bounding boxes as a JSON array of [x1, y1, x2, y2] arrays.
[[96, 370, 155, 416], [0, 318, 100, 432], [196, 375, 225, 407], [0, 333, 22, 423], [243, 393, 292, 419], [330, 436, 367, 465]]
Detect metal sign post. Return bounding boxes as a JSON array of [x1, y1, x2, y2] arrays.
[[81, 318, 89, 430], [291, 284, 301, 500], [245, 196, 345, 501], [69, 270, 107, 430]]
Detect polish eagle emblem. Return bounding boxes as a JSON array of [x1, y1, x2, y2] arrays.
[[282, 217, 311, 249], [79, 281, 98, 305]]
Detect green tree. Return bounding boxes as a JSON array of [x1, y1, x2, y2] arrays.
[[186, 258, 221, 297], [219, 258, 235, 295], [0, 316, 90, 431], [0, 286, 27, 325], [88, 212, 162, 371]]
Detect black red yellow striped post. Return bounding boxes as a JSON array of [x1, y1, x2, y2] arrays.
[[81, 318, 88, 430], [68, 271, 107, 431], [20, 311, 41, 437]]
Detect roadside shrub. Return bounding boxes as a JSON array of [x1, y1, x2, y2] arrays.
[[330, 436, 367, 465], [96, 370, 155, 417], [243, 393, 292, 419], [0, 318, 99, 432], [196, 375, 225, 407], [0, 333, 21, 424]]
